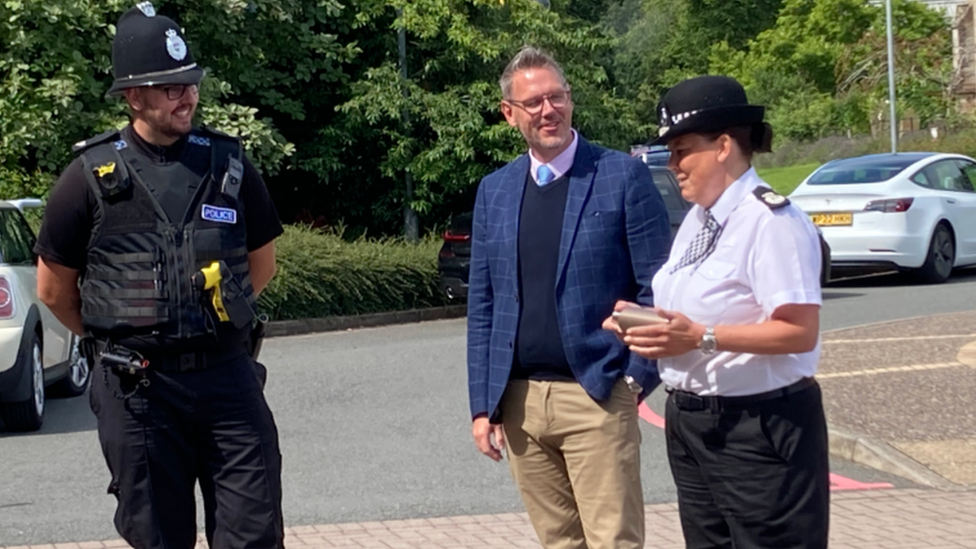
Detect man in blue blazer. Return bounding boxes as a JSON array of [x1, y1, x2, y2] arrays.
[[467, 46, 671, 549]]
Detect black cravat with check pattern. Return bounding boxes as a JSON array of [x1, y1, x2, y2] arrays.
[[670, 209, 723, 273]]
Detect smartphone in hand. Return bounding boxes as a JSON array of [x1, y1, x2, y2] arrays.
[[612, 307, 668, 332]]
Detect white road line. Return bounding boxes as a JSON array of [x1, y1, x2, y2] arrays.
[[823, 334, 976, 344], [818, 362, 964, 379]]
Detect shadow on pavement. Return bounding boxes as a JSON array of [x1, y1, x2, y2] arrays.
[[0, 389, 96, 437]]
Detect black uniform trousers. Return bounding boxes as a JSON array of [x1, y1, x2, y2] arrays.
[[665, 380, 830, 549], [89, 352, 284, 549]]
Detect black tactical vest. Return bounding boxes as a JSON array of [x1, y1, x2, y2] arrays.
[[73, 127, 255, 346]]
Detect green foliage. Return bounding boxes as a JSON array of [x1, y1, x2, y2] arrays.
[[755, 163, 820, 194], [339, 0, 642, 230], [0, 0, 961, 243], [710, 0, 952, 140], [606, 0, 785, 121], [257, 224, 447, 319]]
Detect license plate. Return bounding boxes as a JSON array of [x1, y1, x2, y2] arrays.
[[809, 212, 853, 226]]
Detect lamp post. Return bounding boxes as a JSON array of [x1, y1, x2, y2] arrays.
[[885, 0, 897, 153], [397, 9, 418, 243]]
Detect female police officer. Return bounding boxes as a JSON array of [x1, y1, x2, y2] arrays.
[[34, 3, 285, 548], [605, 76, 829, 548]]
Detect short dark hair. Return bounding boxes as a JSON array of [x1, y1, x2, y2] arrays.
[[703, 123, 773, 156]]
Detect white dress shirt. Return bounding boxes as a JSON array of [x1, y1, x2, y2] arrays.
[[651, 168, 823, 396], [529, 130, 578, 184]]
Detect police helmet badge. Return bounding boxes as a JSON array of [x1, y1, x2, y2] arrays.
[[165, 29, 187, 61], [137, 1, 156, 17]]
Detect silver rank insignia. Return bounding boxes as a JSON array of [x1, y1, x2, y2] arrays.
[[753, 187, 790, 209], [137, 2, 156, 17], [165, 29, 187, 61]]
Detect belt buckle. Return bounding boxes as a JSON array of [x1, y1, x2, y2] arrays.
[[675, 391, 706, 411], [178, 353, 197, 372]]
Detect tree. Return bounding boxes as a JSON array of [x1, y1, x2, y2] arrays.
[[708, 0, 952, 140], [337, 0, 642, 232]]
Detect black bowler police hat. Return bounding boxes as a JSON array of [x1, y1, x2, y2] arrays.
[[106, 2, 204, 97], [649, 75, 765, 145]]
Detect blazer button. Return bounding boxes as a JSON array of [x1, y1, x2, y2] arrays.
[[509, 341, 514, 348], [514, 294, 519, 303]]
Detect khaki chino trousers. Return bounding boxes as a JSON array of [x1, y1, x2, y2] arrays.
[[501, 379, 644, 549]]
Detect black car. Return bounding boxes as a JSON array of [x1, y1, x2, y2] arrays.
[[436, 167, 830, 301]]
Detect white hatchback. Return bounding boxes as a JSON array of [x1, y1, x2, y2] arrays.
[[0, 199, 89, 432], [789, 152, 976, 284]]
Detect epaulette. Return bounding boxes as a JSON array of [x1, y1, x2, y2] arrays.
[[197, 125, 239, 141], [72, 129, 124, 155], [752, 186, 790, 209]]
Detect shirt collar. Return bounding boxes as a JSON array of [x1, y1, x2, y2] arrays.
[[707, 167, 762, 226], [529, 130, 578, 184]]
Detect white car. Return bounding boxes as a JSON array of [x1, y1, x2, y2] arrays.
[[0, 199, 89, 432], [789, 152, 976, 284]]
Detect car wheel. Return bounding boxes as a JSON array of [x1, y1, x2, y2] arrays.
[[915, 224, 954, 284], [0, 331, 45, 431], [50, 336, 90, 398]]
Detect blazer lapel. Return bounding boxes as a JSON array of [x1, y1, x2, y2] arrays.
[[505, 154, 531, 270], [556, 136, 597, 286]]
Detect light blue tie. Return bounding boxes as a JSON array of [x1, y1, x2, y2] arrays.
[[536, 165, 554, 187]]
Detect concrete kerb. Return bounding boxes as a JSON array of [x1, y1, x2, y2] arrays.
[[827, 426, 958, 489], [821, 313, 974, 489], [264, 304, 468, 338]]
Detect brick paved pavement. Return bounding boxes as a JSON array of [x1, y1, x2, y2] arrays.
[[5, 488, 974, 549]]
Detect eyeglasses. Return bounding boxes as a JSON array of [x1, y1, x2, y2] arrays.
[[505, 90, 572, 114], [155, 84, 198, 100]]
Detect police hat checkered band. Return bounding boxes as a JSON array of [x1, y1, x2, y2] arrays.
[[659, 109, 703, 137]]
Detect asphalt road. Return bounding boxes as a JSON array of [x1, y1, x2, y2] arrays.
[[2, 269, 975, 545]]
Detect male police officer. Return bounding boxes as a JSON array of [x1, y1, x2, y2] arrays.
[[35, 3, 285, 548]]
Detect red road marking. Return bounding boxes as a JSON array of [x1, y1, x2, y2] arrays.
[[638, 402, 665, 429], [638, 402, 892, 491]]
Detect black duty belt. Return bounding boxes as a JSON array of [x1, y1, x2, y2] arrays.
[[89, 338, 243, 373], [667, 377, 817, 413]]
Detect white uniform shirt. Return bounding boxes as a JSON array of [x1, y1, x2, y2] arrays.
[[651, 168, 823, 396]]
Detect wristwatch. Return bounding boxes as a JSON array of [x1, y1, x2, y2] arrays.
[[624, 375, 643, 394], [700, 326, 718, 355]]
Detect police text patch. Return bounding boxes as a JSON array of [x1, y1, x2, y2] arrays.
[[202, 204, 237, 224]]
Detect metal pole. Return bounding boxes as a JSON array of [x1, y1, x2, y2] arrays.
[[397, 9, 419, 242], [885, 0, 897, 153]]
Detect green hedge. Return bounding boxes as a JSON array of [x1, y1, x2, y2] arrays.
[[257, 225, 449, 320]]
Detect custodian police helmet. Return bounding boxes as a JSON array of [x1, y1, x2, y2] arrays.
[[106, 2, 204, 97]]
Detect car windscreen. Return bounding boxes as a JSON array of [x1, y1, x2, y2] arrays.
[[806, 157, 920, 185]]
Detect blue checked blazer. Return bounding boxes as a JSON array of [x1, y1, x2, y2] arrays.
[[467, 135, 671, 419]]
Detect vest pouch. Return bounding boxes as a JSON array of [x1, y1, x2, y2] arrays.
[[82, 246, 171, 336]]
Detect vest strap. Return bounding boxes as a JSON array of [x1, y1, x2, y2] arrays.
[[86, 269, 163, 282], [89, 252, 156, 265], [197, 245, 249, 260], [84, 304, 170, 320], [86, 288, 168, 299]]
